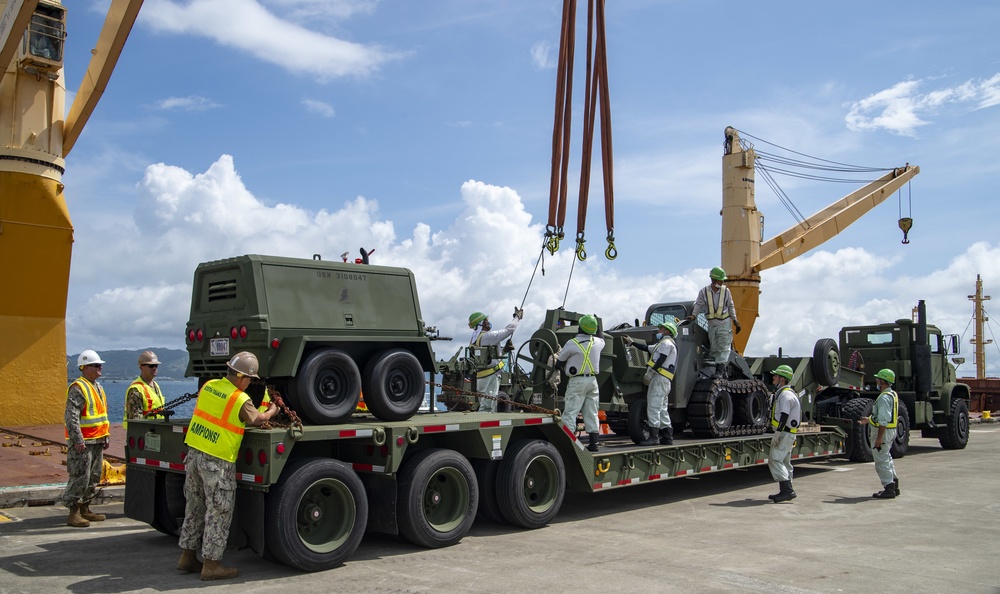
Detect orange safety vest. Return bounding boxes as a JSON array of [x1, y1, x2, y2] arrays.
[[184, 378, 250, 463], [123, 377, 165, 428], [65, 378, 110, 441]]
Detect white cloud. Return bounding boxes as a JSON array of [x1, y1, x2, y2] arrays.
[[153, 96, 222, 111], [302, 98, 335, 118], [140, 0, 402, 80], [530, 40, 555, 69]]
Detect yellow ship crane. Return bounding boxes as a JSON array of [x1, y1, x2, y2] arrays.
[[0, 0, 143, 425], [720, 127, 919, 353]]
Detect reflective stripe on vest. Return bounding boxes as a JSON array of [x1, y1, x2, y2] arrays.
[[65, 378, 110, 440], [703, 286, 731, 320], [646, 337, 675, 379], [123, 378, 165, 428], [184, 378, 250, 463], [571, 338, 596, 376], [869, 389, 899, 429], [476, 361, 505, 378], [770, 386, 798, 433]]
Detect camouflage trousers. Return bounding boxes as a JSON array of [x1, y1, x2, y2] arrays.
[[178, 449, 236, 561], [61, 442, 104, 507]]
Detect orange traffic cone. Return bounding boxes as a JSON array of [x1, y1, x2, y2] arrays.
[[598, 410, 612, 435]]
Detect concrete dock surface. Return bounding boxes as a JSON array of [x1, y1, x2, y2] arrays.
[[1, 425, 998, 593]]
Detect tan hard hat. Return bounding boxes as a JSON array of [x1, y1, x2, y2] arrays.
[[138, 350, 161, 365], [227, 351, 260, 378]]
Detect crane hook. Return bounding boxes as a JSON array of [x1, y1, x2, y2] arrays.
[[898, 217, 912, 245]]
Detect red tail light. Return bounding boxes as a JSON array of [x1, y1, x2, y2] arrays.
[[188, 330, 195, 342], [271, 338, 280, 348], [196, 329, 204, 341], [239, 326, 248, 339], [128, 436, 135, 449], [258, 449, 267, 465], [138, 438, 145, 450], [230, 327, 238, 340], [244, 448, 252, 465], [275, 443, 286, 455]]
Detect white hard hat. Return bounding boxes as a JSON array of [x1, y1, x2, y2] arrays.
[[77, 349, 105, 367]]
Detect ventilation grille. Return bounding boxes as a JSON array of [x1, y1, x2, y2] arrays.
[[207, 279, 237, 302]]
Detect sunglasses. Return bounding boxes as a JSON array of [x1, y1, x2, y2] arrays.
[[143, 364, 159, 368], [86, 364, 103, 369]]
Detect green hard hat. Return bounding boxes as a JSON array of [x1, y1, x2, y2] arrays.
[[468, 311, 488, 328], [658, 320, 678, 337], [710, 267, 727, 281], [579, 314, 599, 335], [771, 364, 794, 380], [874, 368, 896, 383]]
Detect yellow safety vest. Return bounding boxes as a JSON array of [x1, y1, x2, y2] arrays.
[[65, 378, 110, 441], [473, 334, 505, 378], [258, 387, 272, 413], [184, 378, 250, 463], [123, 377, 165, 428], [646, 337, 675, 379], [770, 386, 798, 433], [571, 338, 597, 376], [703, 286, 731, 320], [868, 389, 899, 429]]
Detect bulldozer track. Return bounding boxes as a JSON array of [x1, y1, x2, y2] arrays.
[[688, 377, 770, 438]]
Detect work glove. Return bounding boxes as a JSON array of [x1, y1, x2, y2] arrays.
[[513, 306, 524, 320], [735, 322, 742, 334], [623, 336, 634, 346], [685, 315, 695, 322]]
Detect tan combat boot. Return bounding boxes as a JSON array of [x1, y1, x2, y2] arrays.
[[66, 503, 90, 528], [177, 549, 203, 573], [201, 559, 239, 581], [79, 503, 106, 522]]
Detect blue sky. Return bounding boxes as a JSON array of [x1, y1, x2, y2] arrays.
[[59, 0, 1000, 375]]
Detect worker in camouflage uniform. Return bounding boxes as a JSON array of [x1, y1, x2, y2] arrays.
[[858, 368, 900, 499], [625, 320, 678, 446], [62, 349, 111, 528], [124, 351, 165, 428], [177, 352, 277, 580], [468, 307, 522, 413], [555, 314, 605, 452], [767, 364, 801, 503], [687, 267, 741, 379]]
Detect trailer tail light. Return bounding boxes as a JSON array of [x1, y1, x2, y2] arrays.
[[275, 443, 285, 455], [244, 447, 252, 465], [258, 449, 267, 465], [365, 445, 374, 456], [239, 326, 248, 339], [180, 450, 187, 462], [380, 445, 389, 457], [128, 437, 135, 449], [196, 329, 203, 341], [397, 436, 404, 447], [188, 330, 195, 342], [270, 338, 280, 349], [230, 327, 238, 340], [138, 438, 145, 450]]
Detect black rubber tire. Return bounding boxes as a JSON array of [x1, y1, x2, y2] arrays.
[[496, 392, 512, 413], [939, 398, 970, 450], [735, 388, 770, 428], [890, 403, 910, 459], [627, 398, 651, 445], [292, 349, 361, 424], [150, 471, 186, 536], [687, 380, 735, 438], [496, 439, 566, 529], [397, 449, 478, 548], [264, 458, 368, 572], [842, 398, 874, 463], [472, 458, 506, 524], [362, 349, 425, 421], [812, 338, 841, 386]]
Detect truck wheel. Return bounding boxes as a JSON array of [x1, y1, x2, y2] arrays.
[[472, 458, 506, 524], [939, 398, 970, 450], [264, 458, 368, 572], [362, 349, 425, 422], [812, 338, 841, 386], [842, 398, 874, 463], [496, 439, 565, 529], [292, 349, 361, 424], [398, 449, 478, 548], [890, 404, 910, 459], [687, 380, 734, 438], [150, 471, 186, 536], [735, 386, 769, 428], [627, 399, 651, 445]]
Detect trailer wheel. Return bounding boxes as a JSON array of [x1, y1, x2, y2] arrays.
[[939, 398, 970, 450], [735, 387, 770, 428], [497, 439, 565, 529], [890, 404, 910, 459], [292, 349, 361, 424], [363, 349, 425, 421], [472, 458, 506, 524], [842, 398, 874, 463], [150, 471, 186, 536], [264, 458, 367, 572], [812, 338, 841, 386], [398, 449, 478, 548], [627, 399, 651, 445]]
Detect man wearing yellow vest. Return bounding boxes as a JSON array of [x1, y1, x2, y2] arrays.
[[555, 314, 605, 452], [687, 267, 741, 379], [858, 368, 900, 499], [625, 320, 678, 446], [62, 349, 111, 528], [767, 364, 801, 503], [177, 352, 277, 580], [124, 351, 165, 428], [468, 307, 522, 413]]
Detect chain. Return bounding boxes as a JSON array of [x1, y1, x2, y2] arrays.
[[427, 381, 559, 416], [144, 392, 199, 418]]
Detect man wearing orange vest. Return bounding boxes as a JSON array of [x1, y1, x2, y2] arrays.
[[62, 349, 111, 528], [124, 351, 165, 428], [177, 351, 277, 580]]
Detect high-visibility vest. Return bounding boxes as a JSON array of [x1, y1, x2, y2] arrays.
[[123, 377, 165, 428], [184, 378, 250, 463], [473, 334, 505, 378], [770, 386, 798, 433], [646, 337, 676, 379], [65, 378, 110, 441], [703, 286, 731, 320], [869, 389, 899, 428], [571, 338, 597, 376], [258, 388, 272, 413]]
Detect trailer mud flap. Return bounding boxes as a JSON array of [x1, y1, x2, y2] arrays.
[[231, 489, 265, 556], [361, 473, 398, 535], [124, 467, 156, 523]]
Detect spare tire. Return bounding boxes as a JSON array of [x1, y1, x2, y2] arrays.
[[291, 349, 361, 424], [842, 398, 874, 463], [362, 349, 425, 421], [812, 338, 841, 386]]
